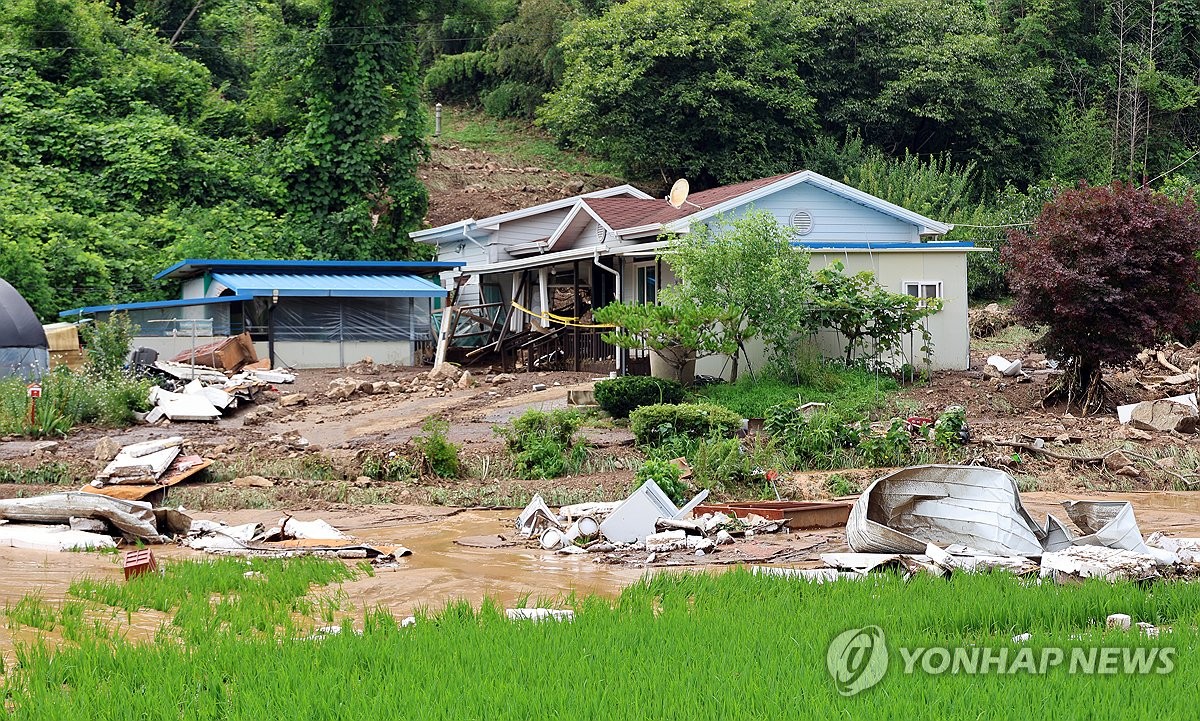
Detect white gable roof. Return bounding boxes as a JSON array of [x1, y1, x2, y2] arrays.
[[410, 184, 653, 242]]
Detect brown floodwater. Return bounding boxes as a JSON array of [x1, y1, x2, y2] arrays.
[[1, 490, 1197, 662]]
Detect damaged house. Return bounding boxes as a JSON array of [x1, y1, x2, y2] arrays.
[[411, 171, 983, 377], [59, 259, 463, 368]]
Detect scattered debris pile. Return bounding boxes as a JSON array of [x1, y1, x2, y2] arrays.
[[326, 364, 474, 401], [755, 465, 1199, 584], [85, 436, 212, 500], [183, 515, 411, 561], [147, 353, 296, 423], [170, 332, 258, 372], [968, 303, 1017, 339], [1134, 341, 1200, 386], [512, 482, 851, 565], [0, 492, 191, 551]]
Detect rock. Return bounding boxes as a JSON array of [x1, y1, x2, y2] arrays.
[[1116, 465, 1142, 478], [233, 475, 274, 488], [92, 437, 121, 462], [279, 393, 308, 407], [348, 356, 379, 375], [457, 370, 474, 389], [327, 378, 358, 400], [358, 381, 377, 394], [492, 373, 517, 386], [28, 440, 58, 454], [531, 383, 547, 392], [1155, 456, 1177, 469], [371, 381, 390, 394], [387, 382, 404, 392], [354, 475, 372, 486], [1104, 451, 1134, 471], [1128, 399, 1199, 433]]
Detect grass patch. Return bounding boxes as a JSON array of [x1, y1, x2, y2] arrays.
[[0, 462, 78, 486], [207, 455, 345, 484], [695, 368, 899, 419], [435, 105, 621, 177], [66, 556, 355, 644], [3, 571, 1197, 718]]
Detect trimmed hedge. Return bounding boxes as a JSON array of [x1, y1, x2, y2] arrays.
[[594, 375, 685, 418], [629, 403, 742, 446]]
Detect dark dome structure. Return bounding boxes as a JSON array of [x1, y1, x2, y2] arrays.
[[0, 278, 49, 379]]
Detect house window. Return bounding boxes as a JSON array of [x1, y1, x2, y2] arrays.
[[904, 281, 943, 308], [635, 264, 657, 305]]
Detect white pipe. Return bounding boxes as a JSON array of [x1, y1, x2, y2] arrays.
[[593, 246, 625, 375]]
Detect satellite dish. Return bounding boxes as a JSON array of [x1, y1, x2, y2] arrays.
[[668, 179, 690, 209]]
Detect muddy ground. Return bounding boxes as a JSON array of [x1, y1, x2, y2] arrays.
[[1, 320, 1199, 653]]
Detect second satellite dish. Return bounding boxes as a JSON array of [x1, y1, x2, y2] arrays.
[[668, 178, 690, 209]]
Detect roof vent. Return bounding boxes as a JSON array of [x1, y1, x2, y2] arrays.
[[791, 210, 814, 236]]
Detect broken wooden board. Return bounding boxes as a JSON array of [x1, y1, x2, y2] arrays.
[[83, 459, 212, 501], [98, 445, 182, 482]]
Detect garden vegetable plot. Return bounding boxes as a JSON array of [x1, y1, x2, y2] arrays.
[[2, 559, 1196, 719]]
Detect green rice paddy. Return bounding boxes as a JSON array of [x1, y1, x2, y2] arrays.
[[2, 559, 1196, 719]]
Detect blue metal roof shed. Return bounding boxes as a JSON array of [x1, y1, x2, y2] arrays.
[[58, 259, 467, 368], [209, 272, 446, 298], [155, 259, 463, 281]]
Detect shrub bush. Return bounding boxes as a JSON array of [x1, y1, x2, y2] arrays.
[[494, 409, 587, 479], [412, 417, 461, 479], [593, 375, 684, 419], [481, 81, 544, 119], [629, 403, 742, 447], [634, 458, 686, 504]]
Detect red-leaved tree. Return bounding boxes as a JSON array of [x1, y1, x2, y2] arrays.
[[1004, 182, 1200, 412]]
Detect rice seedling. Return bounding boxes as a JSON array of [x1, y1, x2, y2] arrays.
[[3, 567, 1196, 719]]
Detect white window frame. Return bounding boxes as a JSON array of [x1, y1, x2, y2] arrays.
[[903, 280, 943, 309], [633, 261, 658, 306]]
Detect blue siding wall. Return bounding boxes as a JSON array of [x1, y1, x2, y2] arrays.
[[707, 183, 920, 243]]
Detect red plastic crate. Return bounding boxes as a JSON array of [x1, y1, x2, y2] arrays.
[[123, 549, 157, 580]]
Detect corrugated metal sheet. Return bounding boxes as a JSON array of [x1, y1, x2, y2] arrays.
[[210, 272, 447, 298]]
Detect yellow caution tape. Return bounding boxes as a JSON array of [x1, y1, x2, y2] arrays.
[[510, 301, 614, 329]]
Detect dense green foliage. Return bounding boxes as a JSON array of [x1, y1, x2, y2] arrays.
[[0, 0, 429, 320], [664, 211, 815, 381], [593, 375, 684, 419], [5, 565, 1198, 719], [633, 458, 686, 504], [5, 0, 1199, 319]]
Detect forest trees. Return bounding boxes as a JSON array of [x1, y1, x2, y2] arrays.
[[1004, 183, 1200, 411], [539, 0, 818, 186], [283, 0, 429, 259]]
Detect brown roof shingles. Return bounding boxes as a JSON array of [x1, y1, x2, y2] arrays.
[[583, 171, 800, 231]]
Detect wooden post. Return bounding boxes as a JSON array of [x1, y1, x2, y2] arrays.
[[433, 275, 469, 371], [537, 267, 550, 327]]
